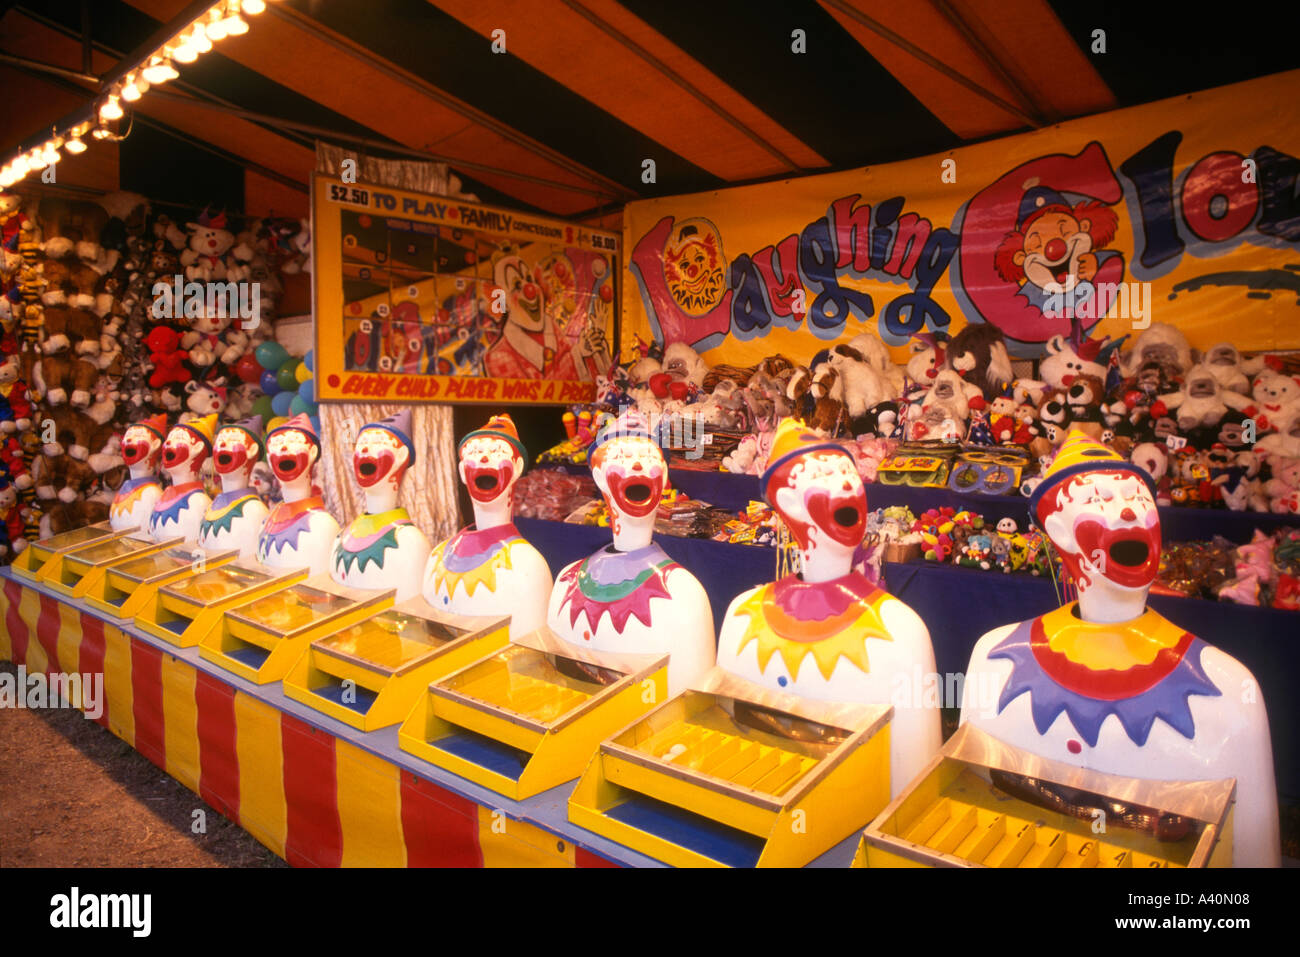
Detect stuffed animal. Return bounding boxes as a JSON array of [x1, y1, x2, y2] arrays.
[[826, 342, 896, 418], [41, 306, 103, 359], [905, 332, 948, 391], [945, 323, 1014, 401], [144, 325, 191, 388], [1239, 369, 1300, 435], [35, 352, 98, 408], [1256, 403, 1300, 459], [1119, 321, 1193, 381], [1152, 362, 1249, 435], [846, 332, 905, 396], [908, 369, 982, 442], [182, 306, 249, 368], [0, 352, 32, 432], [1262, 456, 1300, 514], [1203, 341, 1268, 395], [181, 210, 237, 282]]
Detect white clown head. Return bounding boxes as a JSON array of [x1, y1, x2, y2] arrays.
[[352, 409, 415, 511], [493, 254, 545, 333], [457, 413, 526, 520], [1030, 431, 1161, 621], [761, 419, 866, 583], [589, 411, 665, 549], [161, 414, 216, 482], [121, 414, 168, 475], [266, 413, 320, 493], [213, 415, 263, 491]]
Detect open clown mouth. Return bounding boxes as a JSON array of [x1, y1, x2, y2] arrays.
[[162, 446, 187, 468], [464, 460, 514, 503], [804, 488, 866, 547], [122, 442, 151, 466], [1072, 518, 1161, 589], [605, 468, 663, 518], [271, 452, 309, 481], [353, 448, 395, 488]]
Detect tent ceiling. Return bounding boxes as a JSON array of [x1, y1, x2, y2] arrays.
[[2, 0, 1297, 223]]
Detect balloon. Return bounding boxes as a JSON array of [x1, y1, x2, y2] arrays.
[[260, 370, 281, 395], [295, 362, 312, 384], [298, 379, 315, 402], [255, 341, 288, 370], [289, 395, 312, 416], [303, 350, 314, 373], [271, 391, 293, 417], [233, 353, 262, 384], [276, 364, 299, 392], [309, 415, 321, 434], [266, 416, 287, 433], [251, 395, 275, 422]]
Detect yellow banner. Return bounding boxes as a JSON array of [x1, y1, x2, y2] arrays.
[[313, 173, 620, 404], [622, 70, 1300, 365]]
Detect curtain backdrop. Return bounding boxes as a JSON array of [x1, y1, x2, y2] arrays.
[[314, 144, 462, 541]]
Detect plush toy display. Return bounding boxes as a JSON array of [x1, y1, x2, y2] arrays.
[[715, 417, 941, 794], [329, 409, 431, 601], [945, 323, 1014, 401], [149, 413, 216, 543], [960, 431, 1279, 866], [547, 410, 715, 695], [198, 416, 269, 560], [256, 413, 340, 576], [423, 413, 553, 636]]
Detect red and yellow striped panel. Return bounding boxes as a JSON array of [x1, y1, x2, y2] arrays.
[[399, 770, 483, 867], [131, 638, 166, 770], [161, 651, 201, 793], [101, 624, 135, 745], [281, 712, 343, 868], [336, 740, 406, 867], [233, 690, 287, 858]]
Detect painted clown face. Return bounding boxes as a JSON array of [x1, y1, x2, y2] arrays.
[[592, 436, 665, 519], [770, 451, 867, 553], [458, 435, 520, 505], [122, 424, 162, 469], [495, 256, 544, 332], [1017, 210, 1095, 294], [353, 426, 409, 489], [213, 427, 259, 478], [1039, 469, 1161, 592], [162, 425, 209, 474], [267, 429, 317, 484]]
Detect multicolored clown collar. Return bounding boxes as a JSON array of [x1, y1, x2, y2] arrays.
[[149, 482, 205, 527], [426, 523, 525, 600], [734, 571, 893, 681], [260, 495, 326, 553], [556, 542, 677, 633], [200, 489, 262, 538], [334, 507, 413, 574], [989, 603, 1221, 748], [111, 475, 161, 515]]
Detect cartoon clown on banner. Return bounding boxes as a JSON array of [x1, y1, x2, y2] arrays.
[[110, 413, 168, 532], [715, 418, 941, 795], [422, 413, 552, 637], [149, 413, 216, 544], [330, 410, 430, 601], [547, 410, 715, 695], [256, 414, 340, 577], [198, 415, 269, 560], [960, 430, 1279, 867]]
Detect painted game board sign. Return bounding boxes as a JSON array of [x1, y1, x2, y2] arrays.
[[312, 172, 620, 405]]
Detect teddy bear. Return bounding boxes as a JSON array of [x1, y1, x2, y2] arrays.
[[39, 500, 110, 538], [904, 332, 948, 395], [1256, 403, 1300, 459], [1262, 456, 1300, 514], [787, 362, 846, 434], [1129, 441, 1173, 505], [181, 377, 228, 422], [86, 423, 123, 476], [40, 255, 101, 311], [41, 306, 103, 360], [845, 332, 905, 397], [34, 352, 98, 408], [0, 434, 32, 491], [0, 351, 33, 433], [945, 323, 1014, 401], [1238, 369, 1300, 435], [181, 210, 238, 282], [144, 325, 192, 388], [33, 451, 97, 505], [182, 305, 249, 368]]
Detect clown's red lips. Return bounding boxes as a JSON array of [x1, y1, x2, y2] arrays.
[[804, 488, 866, 547], [1073, 518, 1161, 588], [354, 447, 395, 488], [464, 460, 513, 503], [605, 467, 662, 518], [122, 439, 153, 466], [162, 444, 189, 468], [215, 446, 247, 474], [271, 450, 309, 482]]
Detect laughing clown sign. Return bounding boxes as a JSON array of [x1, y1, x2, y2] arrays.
[[622, 70, 1300, 362]]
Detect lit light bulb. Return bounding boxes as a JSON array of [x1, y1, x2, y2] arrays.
[[192, 24, 213, 52], [173, 35, 198, 63], [143, 56, 179, 84], [43, 143, 60, 165], [206, 10, 228, 41], [100, 95, 124, 120], [243, 0, 266, 14], [28, 148, 47, 171], [65, 135, 87, 154], [0, 168, 14, 187], [12, 155, 29, 176], [226, 14, 249, 36]]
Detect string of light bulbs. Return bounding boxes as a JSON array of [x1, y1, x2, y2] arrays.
[[0, 0, 272, 189]]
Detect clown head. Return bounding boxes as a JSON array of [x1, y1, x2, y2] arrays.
[[762, 419, 866, 582], [1030, 431, 1161, 616], [589, 412, 665, 542], [161, 413, 216, 480], [353, 409, 415, 505], [121, 414, 168, 473], [457, 413, 525, 513], [213, 415, 263, 486], [994, 185, 1118, 295], [266, 413, 320, 489], [493, 254, 544, 333]]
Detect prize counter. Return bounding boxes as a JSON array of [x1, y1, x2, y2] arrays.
[[0, 567, 862, 868]]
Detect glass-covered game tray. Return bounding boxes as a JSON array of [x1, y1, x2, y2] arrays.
[[15, 521, 128, 580], [160, 561, 277, 608], [314, 610, 468, 675], [227, 582, 368, 637], [66, 534, 161, 567]]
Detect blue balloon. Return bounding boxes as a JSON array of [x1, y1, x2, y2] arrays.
[[303, 349, 314, 373], [309, 415, 321, 435], [271, 391, 293, 416], [260, 369, 282, 395], [298, 379, 316, 402]]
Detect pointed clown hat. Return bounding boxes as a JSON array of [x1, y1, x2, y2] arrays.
[[589, 409, 657, 461], [366, 408, 416, 466], [759, 417, 856, 505], [176, 412, 217, 450], [267, 412, 320, 451], [458, 412, 525, 462], [1028, 429, 1158, 527], [138, 412, 169, 442], [223, 414, 264, 457]]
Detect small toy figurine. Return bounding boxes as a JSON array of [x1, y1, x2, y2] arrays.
[[148, 413, 216, 543], [256, 413, 340, 576], [110, 412, 167, 532], [547, 410, 715, 695], [330, 410, 430, 601], [422, 413, 552, 636], [715, 418, 942, 794], [960, 430, 1280, 867], [198, 415, 269, 560]]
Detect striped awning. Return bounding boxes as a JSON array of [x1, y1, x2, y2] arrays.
[[2, 0, 1297, 225]]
